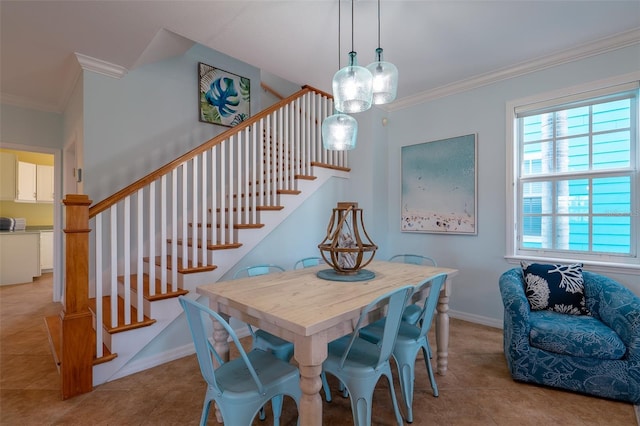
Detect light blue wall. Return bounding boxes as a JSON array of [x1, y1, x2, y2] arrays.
[[383, 44, 640, 325], [0, 103, 63, 149], [83, 44, 261, 203]]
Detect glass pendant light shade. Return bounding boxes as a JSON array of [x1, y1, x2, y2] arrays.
[[332, 52, 373, 113], [367, 47, 398, 104], [322, 112, 358, 151]]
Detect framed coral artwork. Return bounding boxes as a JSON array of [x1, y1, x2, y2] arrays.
[[198, 62, 251, 127], [401, 133, 477, 235]]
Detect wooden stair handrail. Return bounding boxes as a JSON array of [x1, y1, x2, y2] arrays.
[[89, 85, 332, 218]]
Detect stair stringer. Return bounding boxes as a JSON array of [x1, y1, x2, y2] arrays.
[[92, 166, 349, 385]]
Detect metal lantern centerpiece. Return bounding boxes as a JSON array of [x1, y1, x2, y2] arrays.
[[317, 202, 378, 281]]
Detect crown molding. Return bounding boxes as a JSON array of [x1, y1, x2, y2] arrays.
[[387, 28, 640, 112], [75, 52, 128, 79]]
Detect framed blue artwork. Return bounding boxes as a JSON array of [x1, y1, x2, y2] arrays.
[[198, 62, 250, 127], [401, 133, 477, 235]]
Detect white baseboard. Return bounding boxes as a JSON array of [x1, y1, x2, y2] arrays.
[[107, 324, 253, 383], [107, 312, 499, 383], [449, 310, 503, 329]]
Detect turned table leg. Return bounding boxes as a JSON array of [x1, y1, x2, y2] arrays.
[[294, 334, 327, 426], [436, 278, 451, 375]]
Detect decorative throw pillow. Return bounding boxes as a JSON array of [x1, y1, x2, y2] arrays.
[[520, 261, 590, 315]]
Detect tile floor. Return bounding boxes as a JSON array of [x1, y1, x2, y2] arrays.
[[0, 273, 636, 425]]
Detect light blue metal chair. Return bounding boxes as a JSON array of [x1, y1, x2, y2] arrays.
[[293, 256, 325, 269], [232, 264, 292, 359], [322, 285, 413, 426], [359, 273, 447, 423], [179, 296, 301, 426], [232, 264, 294, 419], [388, 254, 438, 324]]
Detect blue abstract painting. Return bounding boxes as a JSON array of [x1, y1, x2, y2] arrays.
[[199, 62, 250, 127], [401, 134, 477, 234]]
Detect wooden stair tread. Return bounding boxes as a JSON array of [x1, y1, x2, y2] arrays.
[[211, 205, 284, 212], [149, 256, 217, 274], [295, 174, 316, 180], [168, 238, 244, 251], [117, 274, 189, 301], [45, 314, 117, 367], [88, 296, 156, 334], [187, 223, 264, 230], [208, 242, 242, 250], [278, 189, 301, 195], [310, 161, 350, 172]]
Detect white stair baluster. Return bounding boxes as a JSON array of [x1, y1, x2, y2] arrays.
[[160, 175, 167, 293], [110, 205, 118, 329], [123, 197, 131, 325], [136, 189, 144, 322], [95, 214, 103, 358]]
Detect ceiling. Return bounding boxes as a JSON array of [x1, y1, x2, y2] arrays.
[[1, 1, 639, 113]]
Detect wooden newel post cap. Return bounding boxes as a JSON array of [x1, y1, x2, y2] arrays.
[[63, 194, 92, 206]]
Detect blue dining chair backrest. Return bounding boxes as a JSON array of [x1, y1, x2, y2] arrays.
[[233, 264, 285, 278], [389, 253, 437, 266], [178, 296, 301, 426], [322, 285, 413, 426], [359, 273, 448, 423], [230, 263, 293, 423], [389, 254, 438, 324], [293, 256, 324, 269]]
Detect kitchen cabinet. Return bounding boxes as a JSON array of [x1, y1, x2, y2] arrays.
[[40, 230, 53, 270], [0, 152, 16, 200], [16, 161, 37, 202], [15, 161, 53, 203], [36, 164, 54, 202], [0, 231, 40, 285]]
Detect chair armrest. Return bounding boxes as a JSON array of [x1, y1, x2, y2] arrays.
[[583, 271, 640, 361], [499, 268, 532, 347]]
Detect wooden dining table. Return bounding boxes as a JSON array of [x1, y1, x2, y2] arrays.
[[196, 259, 458, 426]]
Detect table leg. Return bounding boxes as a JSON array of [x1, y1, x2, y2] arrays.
[[435, 279, 450, 375], [211, 313, 230, 423], [294, 334, 327, 426]]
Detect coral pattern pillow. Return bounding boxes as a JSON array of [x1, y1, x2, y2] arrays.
[[520, 262, 590, 315]]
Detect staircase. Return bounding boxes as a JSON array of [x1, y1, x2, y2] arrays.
[[46, 86, 350, 399]]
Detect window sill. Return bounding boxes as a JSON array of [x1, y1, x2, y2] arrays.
[[505, 255, 640, 276]]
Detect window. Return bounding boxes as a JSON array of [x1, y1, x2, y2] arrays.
[[507, 77, 639, 269]]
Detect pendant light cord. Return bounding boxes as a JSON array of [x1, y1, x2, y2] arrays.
[[377, 0, 381, 48], [338, 0, 341, 69], [351, 0, 355, 53]]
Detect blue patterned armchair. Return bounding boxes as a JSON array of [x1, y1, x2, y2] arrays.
[[499, 267, 640, 403]]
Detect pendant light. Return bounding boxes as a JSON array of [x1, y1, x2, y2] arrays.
[[366, 0, 398, 104], [332, 0, 373, 114], [323, 0, 358, 151]]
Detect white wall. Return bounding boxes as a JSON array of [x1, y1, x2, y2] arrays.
[[381, 44, 640, 326]]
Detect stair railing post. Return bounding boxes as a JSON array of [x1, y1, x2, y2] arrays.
[[60, 194, 94, 399]]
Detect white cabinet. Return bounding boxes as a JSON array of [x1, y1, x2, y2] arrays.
[[0, 152, 16, 200], [36, 165, 54, 202], [0, 232, 40, 285], [15, 161, 53, 203], [16, 161, 37, 202], [40, 230, 53, 270]]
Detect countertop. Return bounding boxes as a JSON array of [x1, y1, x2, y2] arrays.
[[0, 226, 53, 234]]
